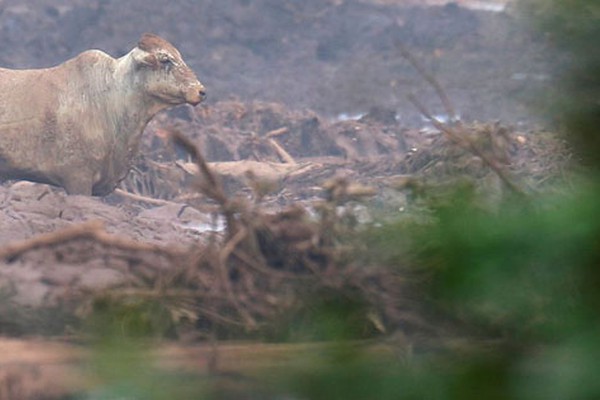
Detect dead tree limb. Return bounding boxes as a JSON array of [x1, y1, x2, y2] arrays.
[[0, 220, 181, 263], [267, 138, 296, 164], [265, 127, 289, 138]]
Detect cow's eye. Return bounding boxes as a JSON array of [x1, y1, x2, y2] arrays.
[[157, 54, 174, 67]]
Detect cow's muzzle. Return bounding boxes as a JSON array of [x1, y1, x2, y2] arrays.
[[185, 83, 206, 106]]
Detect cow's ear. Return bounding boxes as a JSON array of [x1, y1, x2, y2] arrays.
[[132, 48, 159, 69]]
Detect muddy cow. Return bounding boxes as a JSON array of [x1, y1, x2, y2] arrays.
[[0, 33, 205, 195]]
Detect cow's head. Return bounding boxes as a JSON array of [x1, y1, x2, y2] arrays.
[[132, 33, 206, 106]]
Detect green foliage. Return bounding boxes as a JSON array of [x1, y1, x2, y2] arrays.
[[518, 0, 600, 166], [79, 296, 208, 400], [429, 188, 598, 338], [272, 286, 377, 342], [87, 295, 175, 340]]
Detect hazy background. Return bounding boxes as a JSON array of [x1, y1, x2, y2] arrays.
[[0, 0, 551, 126]]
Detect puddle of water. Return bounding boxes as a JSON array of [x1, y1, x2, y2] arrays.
[[511, 72, 550, 81], [464, 1, 506, 12], [420, 113, 461, 124], [335, 112, 366, 122], [178, 216, 226, 234]]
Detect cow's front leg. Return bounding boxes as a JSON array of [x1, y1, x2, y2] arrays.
[[62, 174, 94, 196]]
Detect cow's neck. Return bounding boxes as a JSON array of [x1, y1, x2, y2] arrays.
[[110, 53, 169, 152], [93, 53, 169, 178]]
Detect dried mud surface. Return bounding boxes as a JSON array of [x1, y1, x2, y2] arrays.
[[0, 0, 565, 335]]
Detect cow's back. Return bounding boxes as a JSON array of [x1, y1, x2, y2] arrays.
[[0, 54, 111, 187], [0, 68, 56, 127]]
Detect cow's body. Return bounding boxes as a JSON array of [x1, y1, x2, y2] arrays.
[[0, 34, 205, 195]]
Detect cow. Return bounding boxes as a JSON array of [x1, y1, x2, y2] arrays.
[[0, 33, 206, 195]]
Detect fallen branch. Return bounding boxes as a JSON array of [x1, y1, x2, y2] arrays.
[[177, 160, 312, 183], [0, 220, 181, 263], [267, 138, 296, 164], [265, 127, 289, 138], [114, 188, 174, 206]]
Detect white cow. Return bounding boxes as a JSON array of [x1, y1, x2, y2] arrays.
[[0, 33, 206, 195]]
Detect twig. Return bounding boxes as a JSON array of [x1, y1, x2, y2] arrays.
[[114, 188, 174, 206], [169, 130, 242, 238], [170, 130, 227, 206], [218, 227, 258, 329], [397, 41, 458, 123], [267, 138, 296, 164], [265, 127, 289, 138]]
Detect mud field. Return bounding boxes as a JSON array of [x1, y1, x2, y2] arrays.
[[0, 0, 564, 339]]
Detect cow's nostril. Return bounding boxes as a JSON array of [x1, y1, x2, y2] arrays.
[[199, 90, 206, 99]]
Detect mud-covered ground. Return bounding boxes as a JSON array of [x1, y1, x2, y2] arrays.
[[0, 1, 566, 333]]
